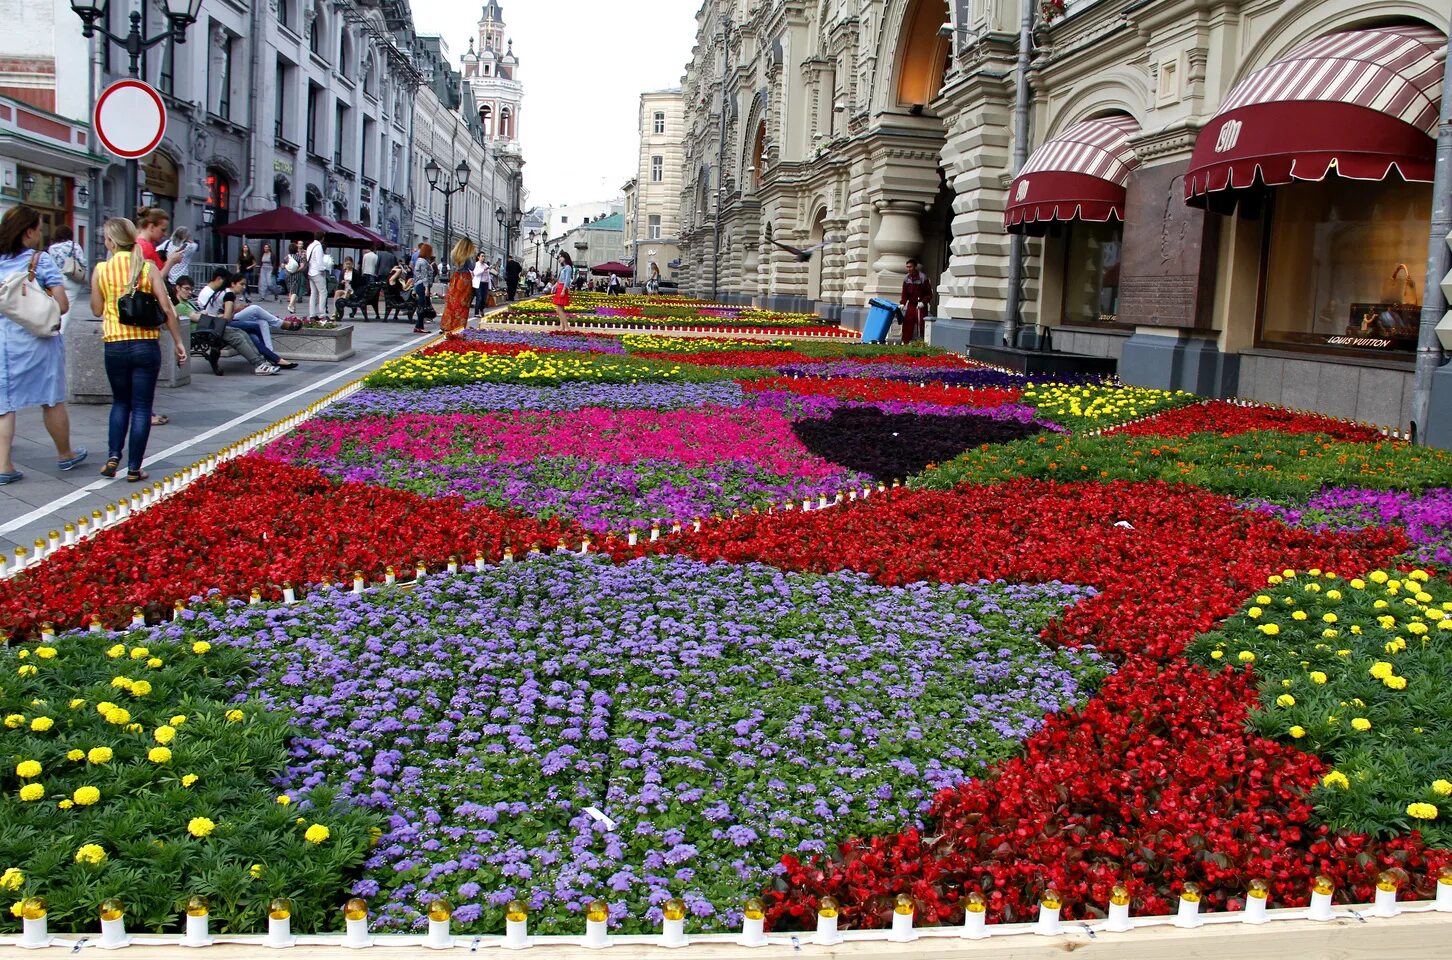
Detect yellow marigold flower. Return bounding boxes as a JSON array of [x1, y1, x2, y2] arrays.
[[1321, 613, 1337, 623], [192, 641, 211, 655], [148, 747, 171, 764], [0, 868, 22, 891], [1310, 671, 1328, 684], [14, 760, 41, 779], [181, 774, 198, 788], [1433, 780, 1452, 797], [57, 799, 72, 810], [276, 795, 291, 806], [304, 824, 331, 844], [1350, 625, 1363, 635], [1350, 578, 1367, 589], [1256, 595, 1272, 605], [105, 644, 125, 658], [1407, 802, 1439, 820], [9, 901, 22, 918], [1351, 717, 1372, 732], [225, 709, 244, 723], [1258, 624, 1279, 636], [1408, 622, 1429, 636], [95, 701, 116, 715], [66, 749, 84, 762], [1289, 726, 1307, 739], [68, 698, 84, 710], [1370, 571, 1389, 584], [187, 817, 216, 838], [170, 715, 187, 726], [72, 786, 100, 806], [1282, 678, 1294, 688], [1326, 590, 1342, 601], [249, 864, 263, 879], [1384, 675, 1408, 690], [1210, 650, 1224, 660], [74, 844, 106, 865], [1247, 607, 1262, 619], [1, 714, 22, 729], [1276, 694, 1296, 708], [1322, 771, 1350, 790], [110, 676, 132, 690], [154, 725, 176, 745], [34, 647, 56, 660], [129, 680, 151, 697], [146, 657, 163, 669], [1291, 611, 1308, 621], [129, 647, 149, 660], [1239, 650, 1257, 662], [16, 665, 37, 677], [86, 746, 112, 764], [29, 717, 52, 732], [18, 784, 43, 802], [103, 707, 129, 725], [1268, 575, 1283, 585], [1369, 661, 1395, 679], [1416, 592, 1434, 604], [1410, 570, 1431, 582], [1282, 569, 1297, 579]]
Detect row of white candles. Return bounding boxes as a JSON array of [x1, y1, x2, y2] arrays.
[[0, 379, 371, 582], [13, 870, 1452, 951]]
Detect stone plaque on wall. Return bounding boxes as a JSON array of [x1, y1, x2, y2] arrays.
[[1118, 161, 1219, 330]]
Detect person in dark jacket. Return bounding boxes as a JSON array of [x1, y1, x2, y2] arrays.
[[505, 257, 522, 301]]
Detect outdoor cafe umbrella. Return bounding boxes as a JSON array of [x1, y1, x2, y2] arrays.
[[216, 206, 327, 240], [340, 221, 392, 249], [309, 216, 373, 249], [590, 261, 633, 277]]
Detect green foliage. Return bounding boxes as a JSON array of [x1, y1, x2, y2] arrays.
[[1187, 568, 1452, 847], [912, 431, 1452, 498], [0, 629, 379, 934]]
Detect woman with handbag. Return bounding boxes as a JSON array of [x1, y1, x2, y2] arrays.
[[441, 238, 475, 338], [90, 217, 186, 483], [551, 251, 574, 329], [46, 224, 88, 324], [0, 205, 85, 485]]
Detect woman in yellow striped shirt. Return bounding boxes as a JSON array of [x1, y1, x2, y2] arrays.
[[89, 217, 186, 482]]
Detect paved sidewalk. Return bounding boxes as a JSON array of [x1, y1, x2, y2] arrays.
[[0, 310, 433, 556]]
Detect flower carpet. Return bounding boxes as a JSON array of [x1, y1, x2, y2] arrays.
[[1, 315, 1451, 941]]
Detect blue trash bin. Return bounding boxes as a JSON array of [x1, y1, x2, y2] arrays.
[[863, 298, 899, 344]]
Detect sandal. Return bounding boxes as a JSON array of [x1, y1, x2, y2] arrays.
[[126, 470, 149, 484], [99, 457, 120, 478]]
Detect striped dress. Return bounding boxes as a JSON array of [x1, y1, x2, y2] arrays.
[[93, 251, 161, 344]]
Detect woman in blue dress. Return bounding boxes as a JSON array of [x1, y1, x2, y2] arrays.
[[0, 205, 86, 485]]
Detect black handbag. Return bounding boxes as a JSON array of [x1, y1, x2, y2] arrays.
[[117, 257, 164, 328]]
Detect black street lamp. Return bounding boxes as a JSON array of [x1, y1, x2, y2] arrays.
[[529, 229, 540, 271], [425, 157, 471, 257], [72, 0, 204, 215]]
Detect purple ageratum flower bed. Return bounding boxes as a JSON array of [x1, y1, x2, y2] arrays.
[[776, 365, 1109, 388], [458, 329, 628, 354], [741, 389, 1062, 428], [328, 382, 750, 418], [181, 554, 1103, 933], [1245, 487, 1452, 567]]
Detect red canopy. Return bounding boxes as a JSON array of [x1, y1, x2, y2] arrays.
[[217, 207, 328, 239], [1185, 26, 1442, 206], [340, 221, 392, 248], [309, 216, 373, 248], [590, 261, 633, 276], [1005, 116, 1141, 235]]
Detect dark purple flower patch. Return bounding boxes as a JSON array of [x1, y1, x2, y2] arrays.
[[791, 408, 1045, 481]]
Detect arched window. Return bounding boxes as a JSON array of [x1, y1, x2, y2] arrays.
[[340, 32, 354, 78], [500, 108, 512, 139], [895, 0, 951, 108], [480, 105, 493, 138]]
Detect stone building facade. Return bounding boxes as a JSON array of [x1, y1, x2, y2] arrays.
[[676, 0, 1450, 430], [625, 89, 686, 284]]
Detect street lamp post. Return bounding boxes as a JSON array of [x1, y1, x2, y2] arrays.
[[529, 229, 539, 271], [425, 157, 471, 257], [70, 0, 204, 217]]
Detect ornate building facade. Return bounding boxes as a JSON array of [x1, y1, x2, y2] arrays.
[[676, 0, 1451, 431]]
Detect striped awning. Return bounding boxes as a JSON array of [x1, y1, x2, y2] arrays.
[[1186, 25, 1445, 204], [1005, 116, 1141, 235]]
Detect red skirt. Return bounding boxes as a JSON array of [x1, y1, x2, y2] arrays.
[[552, 282, 571, 307], [441, 272, 472, 335]]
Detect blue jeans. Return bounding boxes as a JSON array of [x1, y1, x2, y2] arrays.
[[415, 283, 431, 326], [229, 307, 283, 364], [103, 339, 161, 473]]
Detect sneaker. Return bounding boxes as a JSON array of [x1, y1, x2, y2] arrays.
[[57, 447, 88, 471], [255, 363, 281, 376]]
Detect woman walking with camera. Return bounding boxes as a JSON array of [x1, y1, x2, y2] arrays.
[[91, 217, 186, 483]]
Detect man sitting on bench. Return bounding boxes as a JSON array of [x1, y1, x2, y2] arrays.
[[195, 270, 294, 375]]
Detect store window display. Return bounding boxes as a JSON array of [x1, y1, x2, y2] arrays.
[[1061, 221, 1123, 325], [1259, 176, 1430, 356]]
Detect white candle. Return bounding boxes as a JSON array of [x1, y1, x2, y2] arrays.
[[182, 912, 211, 946], [961, 910, 988, 940], [1104, 900, 1131, 932], [1034, 904, 1061, 936], [813, 914, 841, 946], [582, 918, 610, 949], [1241, 896, 1269, 924], [265, 915, 295, 948], [99, 916, 128, 949], [20, 916, 50, 948], [283, 586, 297, 604], [660, 917, 688, 948], [1306, 890, 1334, 922], [343, 916, 371, 948], [1372, 886, 1399, 918], [1174, 896, 1201, 928], [889, 910, 916, 942], [502, 918, 530, 949], [738, 917, 766, 947], [425, 918, 452, 949]]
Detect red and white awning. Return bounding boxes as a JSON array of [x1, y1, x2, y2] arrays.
[[1186, 25, 1445, 204], [1005, 115, 1141, 234]]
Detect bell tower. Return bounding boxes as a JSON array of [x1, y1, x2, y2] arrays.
[[464, 1, 522, 145]]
